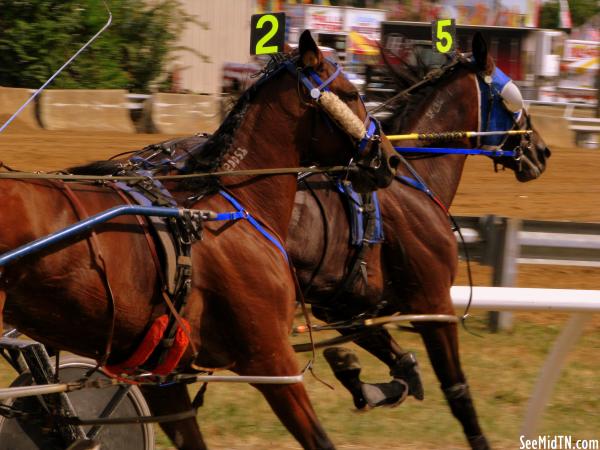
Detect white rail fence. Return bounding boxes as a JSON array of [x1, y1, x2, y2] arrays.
[[451, 286, 599, 438], [451, 215, 600, 436], [454, 215, 600, 330]]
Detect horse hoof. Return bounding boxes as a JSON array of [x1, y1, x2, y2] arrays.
[[323, 347, 361, 372], [360, 379, 408, 408], [392, 352, 425, 401]]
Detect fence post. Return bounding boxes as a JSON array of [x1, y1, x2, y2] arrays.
[[521, 312, 592, 437], [481, 216, 521, 332]]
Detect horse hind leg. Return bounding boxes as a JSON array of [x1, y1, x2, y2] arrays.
[[322, 328, 424, 409], [417, 321, 490, 450], [323, 346, 408, 410], [140, 383, 207, 450], [351, 327, 424, 400]]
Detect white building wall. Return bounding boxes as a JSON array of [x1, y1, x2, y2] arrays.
[[176, 0, 256, 94]]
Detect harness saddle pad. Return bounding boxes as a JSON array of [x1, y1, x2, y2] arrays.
[[336, 181, 384, 247], [115, 178, 180, 295]]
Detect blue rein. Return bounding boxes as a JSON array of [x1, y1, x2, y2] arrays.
[[393, 146, 516, 157]]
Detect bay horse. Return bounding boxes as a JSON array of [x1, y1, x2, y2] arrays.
[[0, 31, 399, 450], [287, 34, 550, 450]]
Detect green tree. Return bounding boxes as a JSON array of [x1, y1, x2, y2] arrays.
[[0, 0, 189, 92], [539, 0, 599, 29]]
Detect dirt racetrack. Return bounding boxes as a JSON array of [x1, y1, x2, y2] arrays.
[[1, 105, 599, 293], [1, 106, 600, 450]]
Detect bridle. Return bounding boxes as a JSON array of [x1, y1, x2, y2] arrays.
[[373, 52, 534, 171], [274, 55, 385, 171], [473, 64, 539, 175]]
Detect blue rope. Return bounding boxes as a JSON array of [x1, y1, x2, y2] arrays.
[[394, 147, 515, 157], [218, 191, 289, 262]]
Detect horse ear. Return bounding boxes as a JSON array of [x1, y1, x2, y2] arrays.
[[299, 30, 322, 68], [472, 32, 488, 71]]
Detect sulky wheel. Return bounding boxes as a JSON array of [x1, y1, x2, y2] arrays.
[[0, 355, 155, 450]]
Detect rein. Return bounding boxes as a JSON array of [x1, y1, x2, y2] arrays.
[[0, 165, 355, 182], [393, 146, 518, 157]]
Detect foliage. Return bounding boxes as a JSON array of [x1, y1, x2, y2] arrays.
[[0, 0, 189, 92], [540, 0, 600, 29], [540, 0, 560, 29]]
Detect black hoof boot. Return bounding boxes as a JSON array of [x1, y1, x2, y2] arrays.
[[323, 347, 367, 409], [391, 352, 424, 400], [361, 379, 408, 408], [468, 434, 491, 450]]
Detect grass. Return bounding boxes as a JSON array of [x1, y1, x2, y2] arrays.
[[2, 314, 599, 449], [154, 313, 599, 450]]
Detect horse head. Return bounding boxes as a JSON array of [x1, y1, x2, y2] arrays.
[[492, 110, 552, 182], [295, 30, 399, 192], [471, 32, 551, 182]]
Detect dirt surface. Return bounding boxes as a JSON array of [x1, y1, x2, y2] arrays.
[[1, 107, 599, 450], [1, 106, 599, 292]]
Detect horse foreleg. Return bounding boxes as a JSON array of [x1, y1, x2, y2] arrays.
[[244, 342, 334, 450], [417, 321, 490, 450], [255, 381, 334, 450], [140, 383, 207, 450]]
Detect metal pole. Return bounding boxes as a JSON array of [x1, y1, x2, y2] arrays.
[[487, 217, 521, 332], [521, 312, 592, 437], [0, 3, 112, 134], [0, 382, 82, 401]]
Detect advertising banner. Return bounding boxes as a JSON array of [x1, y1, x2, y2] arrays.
[[563, 40, 599, 62], [344, 8, 386, 40], [304, 6, 344, 33]]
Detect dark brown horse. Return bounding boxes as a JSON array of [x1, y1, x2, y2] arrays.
[[0, 31, 399, 450], [287, 34, 550, 450]]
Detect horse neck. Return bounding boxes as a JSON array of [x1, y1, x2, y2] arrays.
[[401, 70, 479, 207], [219, 91, 309, 241]]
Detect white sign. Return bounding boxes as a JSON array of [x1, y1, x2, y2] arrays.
[[304, 6, 344, 33], [563, 40, 599, 62], [344, 8, 386, 40]]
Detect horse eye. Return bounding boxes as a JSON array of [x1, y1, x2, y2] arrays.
[[340, 90, 359, 101]]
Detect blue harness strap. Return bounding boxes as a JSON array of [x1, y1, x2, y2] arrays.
[[218, 190, 289, 262], [358, 118, 377, 154], [283, 57, 379, 157], [478, 67, 519, 147], [285, 58, 342, 100], [335, 181, 384, 246]]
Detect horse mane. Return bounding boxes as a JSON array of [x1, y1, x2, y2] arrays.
[[180, 54, 297, 192], [68, 159, 123, 175], [377, 42, 493, 133]]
